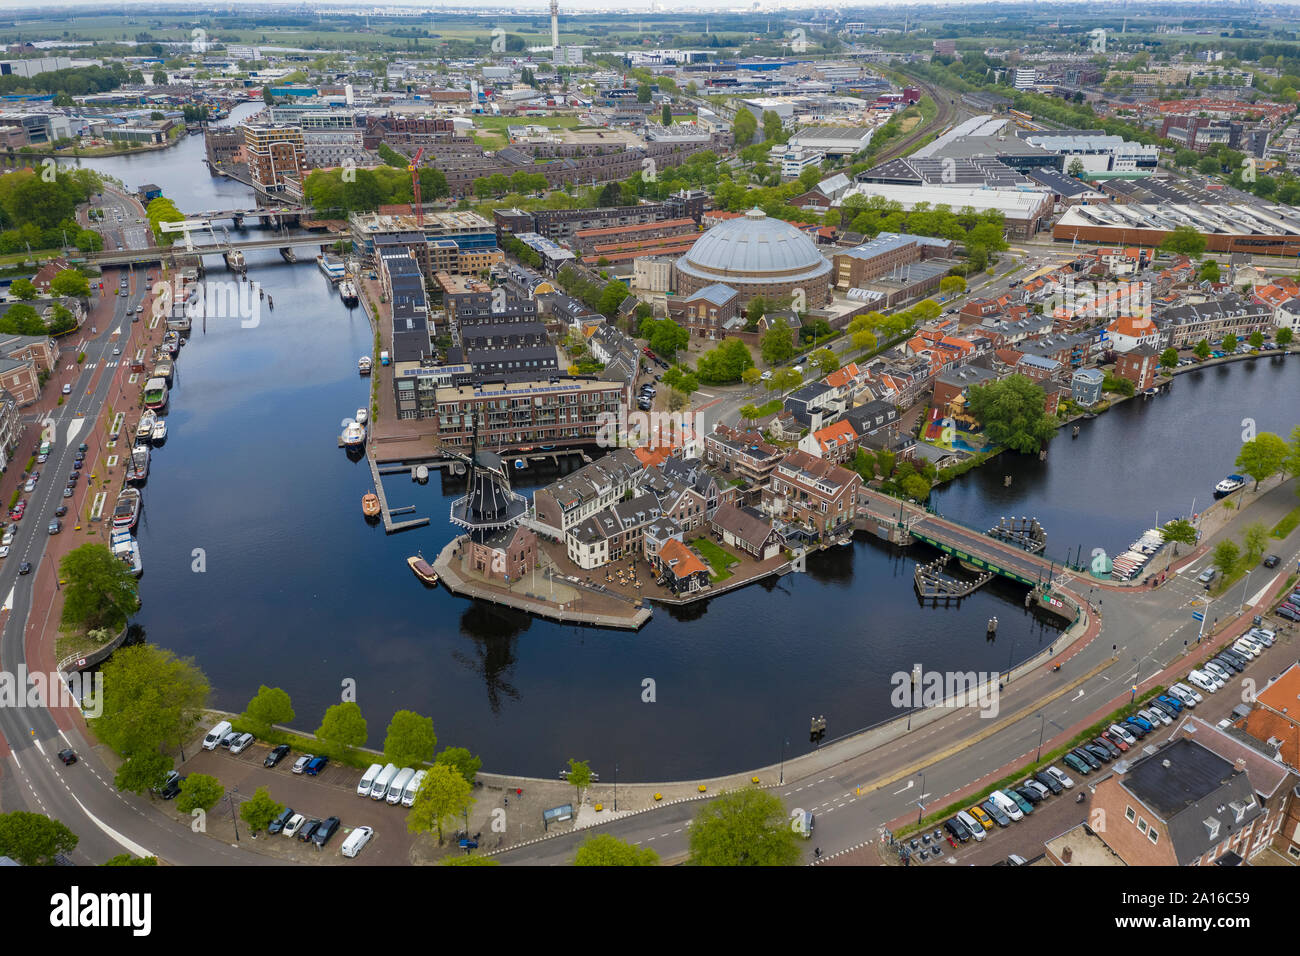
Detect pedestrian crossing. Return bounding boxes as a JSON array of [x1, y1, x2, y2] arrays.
[[62, 360, 120, 371]]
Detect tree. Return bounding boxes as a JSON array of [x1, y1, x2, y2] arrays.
[[59, 543, 138, 632], [152, 69, 167, 85], [760, 320, 796, 366], [566, 758, 593, 805], [1222, 333, 1238, 353], [1194, 339, 1212, 361], [90, 643, 209, 761], [0, 812, 77, 865], [9, 278, 36, 299], [1067, 157, 1085, 177], [1159, 224, 1207, 259], [113, 751, 173, 794], [407, 762, 474, 845], [939, 275, 966, 297], [574, 833, 660, 866], [661, 102, 672, 125], [316, 701, 368, 752], [696, 339, 754, 384], [240, 685, 294, 737], [435, 746, 482, 787], [636, 83, 652, 103], [1249, 330, 1264, 349], [762, 110, 785, 143], [1198, 259, 1220, 282], [1212, 540, 1241, 579], [175, 773, 224, 814], [640, 317, 689, 362], [687, 789, 801, 866], [1278, 327, 1293, 347], [769, 367, 802, 393], [965, 375, 1056, 454], [733, 109, 757, 145], [103, 854, 157, 865], [0, 303, 44, 335], [1243, 521, 1270, 563], [666, 388, 689, 412], [810, 347, 838, 376], [239, 786, 284, 835], [1159, 347, 1179, 369], [383, 710, 437, 768], [739, 403, 760, 427], [1160, 518, 1197, 556], [1235, 432, 1289, 490], [741, 367, 762, 388]]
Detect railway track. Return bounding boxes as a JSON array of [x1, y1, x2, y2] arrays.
[[871, 75, 961, 166]]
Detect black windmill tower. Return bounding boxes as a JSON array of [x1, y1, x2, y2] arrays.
[[448, 413, 527, 543]]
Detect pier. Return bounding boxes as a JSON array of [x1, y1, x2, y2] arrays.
[[913, 554, 994, 603], [366, 453, 429, 533], [986, 516, 1047, 554]]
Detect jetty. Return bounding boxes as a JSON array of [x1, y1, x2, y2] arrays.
[[913, 554, 994, 603], [986, 516, 1047, 554], [366, 454, 428, 533]]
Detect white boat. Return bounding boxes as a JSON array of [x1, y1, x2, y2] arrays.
[[151, 419, 167, 442], [111, 531, 143, 576], [341, 419, 366, 447], [339, 280, 359, 305], [1214, 474, 1245, 497], [317, 255, 345, 283], [415, 465, 428, 482], [137, 409, 157, 442], [112, 487, 141, 531], [358, 356, 372, 375], [356, 407, 368, 425]]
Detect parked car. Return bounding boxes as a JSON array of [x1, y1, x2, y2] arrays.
[[1082, 743, 1112, 765], [1035, 770, 1064, 794], [1187, 670, 1220, 693], [1263, 554, 1280, 568], [292, 754, 313, 774], [1279, 605, 1300, 622], [297, 819, 321, 842], [47, 519, 61, 535], [1203, 661, 1233, 683], [1100, 730, 1130, 752], [340, 825, 373, 858], [265, 743, 290, 767], [1071, 747, 1102, 770], [1092, 736, 1121, 758], [1108, 723, 1138, 746], [54, 505, 67, 517], [945, 817, 972, 843], [1044, 765, 1075, 789], [981, 799, 1012, 827], [1122, 718, 1150, 738], [304, 755, 330, 776], [1249, 627, 1276, 647], [1022, 779, 1051, 800], [1005, 788, 1036, 812], [1062, 752, 1091, 776], [967, 805, 995, 831], [281, 813, 306, 838], [229, 732, 255, 754], [267, 807, 294, 834], [1140, 707, 1171, 728], [61, 384, 71, 395], [311, 816, 341, 847], [218, 730, 240, 748]]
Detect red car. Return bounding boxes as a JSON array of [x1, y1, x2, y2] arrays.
[[1100, 731, 1130, 752]]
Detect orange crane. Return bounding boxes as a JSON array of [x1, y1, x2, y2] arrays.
[[408, 147, 425, 225]]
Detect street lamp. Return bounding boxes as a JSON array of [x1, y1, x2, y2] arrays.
[[779, 737, 788, 785], [1035, 712, 1046, 763], [229, 786, 240, 842], [1237, 568, 1253, 615], [916, 772, 925, 825], [614, 762, 619, 812]]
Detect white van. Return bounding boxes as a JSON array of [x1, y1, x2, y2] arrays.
[[988, 790, 1023, 821], [387, 768, 415, 805], [202, 720, 232, 750], [401, 769, 428, 807], [954, 810, 986, 842], [341, 825, 373, 858], [369, 763, 399, 801], [358, 763, 383, 797], [1187, 670, 1219, 693]]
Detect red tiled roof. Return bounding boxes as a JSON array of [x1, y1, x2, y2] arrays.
[[659, 538, 709, 579]]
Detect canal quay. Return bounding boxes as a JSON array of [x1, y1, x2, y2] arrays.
[[66, 135, 1300, 781]]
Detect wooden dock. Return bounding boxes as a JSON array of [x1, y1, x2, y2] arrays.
[[913, 555, 994, 603], [986, 516, 1047, 554], [367, 453, 429, 533]]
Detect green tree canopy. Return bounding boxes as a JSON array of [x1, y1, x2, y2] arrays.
[[1194, 339, 1212, 360], [175, 773, 224, 814], [760, 319, 796, 366], [640, 317, 689, 362], [965, 374, 1056, 454], [1159, 347, 1179, 369], [383, 710, 437, 768], [59, 543, 138, 632], [1160, 518, 1198, 556], [1212, 539, 1241, 578], [434, 746, 482, 787], [89, 643, 209, 759], [695, 338, 755, 384], [1160, 224, 1207, 259], [573, 833, 660, 866], [1235, 432, 1289, 489], [113, 750, 173, 794], [316, 701, 368, 751], [0, 303, 44, 335], [687, 788, 801, 866], [240, 685, 294, 736], [565, 758, 593, 804], [0, 811, 77, 865], [239, 786, 284, 834], [9, 278, 36, 299], [407, 762, 474, 845]]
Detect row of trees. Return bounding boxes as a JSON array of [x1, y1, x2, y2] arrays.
[[555, 264, 629, 318], [301, 165, 449, 216], [1234, 426, 1300, 492], [472, 170, 548, 199]]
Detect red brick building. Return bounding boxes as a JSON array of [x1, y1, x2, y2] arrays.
[[1114, 347, 1159, 391]]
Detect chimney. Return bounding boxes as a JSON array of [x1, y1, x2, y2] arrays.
[[1062, 846, 1073, 863]]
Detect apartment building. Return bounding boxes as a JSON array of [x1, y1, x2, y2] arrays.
[[760, 449, 862, 538], [242, 125, 305, 192], [532, 448, 646, 539]]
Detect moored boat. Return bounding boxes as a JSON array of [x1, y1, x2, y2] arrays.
[[317, 255, 345, 283], [143, 377, 168, 410], [339, 280, 359, 305], [153, 360, 173, 382], [126, 445, 150, 484], [112, 487, 141, 530], [407, 554, 438, 585], [358, 355, 372, 375], [111, 530, 143, 576], [151, 419, 167, 442], [1214, 474, 1245, 497], [356, 407, 368, 425], [362, 493, 381, 517], [341, 418, 366, 447], [137, 409, 157, 442]]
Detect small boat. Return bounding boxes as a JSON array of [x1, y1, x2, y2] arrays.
[[111, 530, 143, 576], [514, 458, 525, 470], [126, 445, 150, 484], [362, 493, 381, 517], [341, 418, 366, 447], [151, 419, 167, 442], [268, 295, 274, 309], [317, 255, 345, 283], [358, 356, 373, 375], [407, 555, 439, 585], [259, 287, 265, 299], [1214, 474, 1245, 497], [356, 407, 368, 425], [339, 280, 359, 306], [153, 361, 173, 382], [137, 409, 157, 442], [112, 487, 141, 530], [143, 377, 168, 410], [415, 464, 428, 482]]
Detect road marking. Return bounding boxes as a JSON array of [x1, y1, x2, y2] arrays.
[[2, 585, 11, 611], [66, 788, 155, 859]]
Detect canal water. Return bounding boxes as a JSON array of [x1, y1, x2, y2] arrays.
[[930, 357, 1300, 565], [68, 141, 1297, 780]]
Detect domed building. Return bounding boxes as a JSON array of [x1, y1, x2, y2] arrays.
[[674, 208, 832, 309]]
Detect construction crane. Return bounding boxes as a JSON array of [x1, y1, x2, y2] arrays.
[[408, 147, 425, 226]]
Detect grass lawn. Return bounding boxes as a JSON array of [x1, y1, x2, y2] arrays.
[[1272, 506, 1300, 540], [691, 537, 739, 583]]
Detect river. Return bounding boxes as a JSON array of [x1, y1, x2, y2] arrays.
[[63, 139, 1299, 780]]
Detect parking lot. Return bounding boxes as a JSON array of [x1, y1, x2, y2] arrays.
[[171, 743, 417, 865]]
